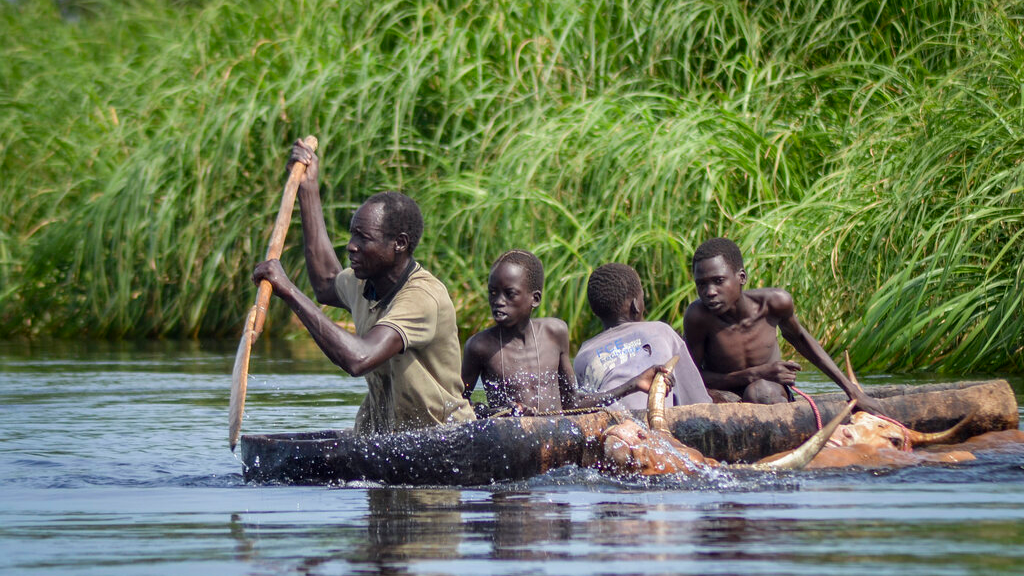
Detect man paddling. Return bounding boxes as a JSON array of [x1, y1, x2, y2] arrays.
[[252, 139, 475, 434]]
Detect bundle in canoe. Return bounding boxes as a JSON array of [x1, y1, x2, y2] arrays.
[[239, 379, 1019, 486]]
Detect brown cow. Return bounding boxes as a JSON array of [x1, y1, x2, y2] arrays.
[[597, 365, 855, 476], [596, 353, 1020, 475], [754, 353, 1017, 469], [600, 419, 719, 475], [598, 404, 988, 474], [757, 438, 977, 470], [756, 421, 1024, 470], [826, 410, 973, 450], [921, 429, 1024, 455]]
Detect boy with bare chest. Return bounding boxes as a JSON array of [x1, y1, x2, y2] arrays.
[[462, 250, 664, 416], [683, 238, 886, 415]]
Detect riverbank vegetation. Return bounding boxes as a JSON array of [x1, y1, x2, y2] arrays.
[[2, 0, 1021, 372]]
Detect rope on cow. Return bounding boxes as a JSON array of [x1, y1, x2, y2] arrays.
[[841, 349, 912, 451], [790, 385, 823, 430], [875, 413, 913, 451]]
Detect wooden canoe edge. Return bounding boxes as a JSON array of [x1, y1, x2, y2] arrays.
[[241, 411, 619, 485], [239, 380, 1019, 484], [664, 379, 1019, 462]]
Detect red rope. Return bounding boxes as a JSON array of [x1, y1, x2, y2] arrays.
[[790, 385, 822, 430], [874, 413, 913, 451], [791, 385, 913, 451]]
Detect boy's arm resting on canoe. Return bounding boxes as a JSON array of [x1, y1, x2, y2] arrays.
[[289, 138, 346, 308], [775, 303, 888, 417], [547, 320, 665, 410], [554, 321, 585, 408], [252, 259, 404, 376], [566, 363, 675, 410], [565, 370, 673, 410]]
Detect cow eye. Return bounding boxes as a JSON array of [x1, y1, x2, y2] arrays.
[[888, 437, 902, 448]]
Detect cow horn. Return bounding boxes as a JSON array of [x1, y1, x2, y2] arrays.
[[844, 350, 864, 391], [647, 356, 679, 432], [733, 400, 857, 471], [905, 409, 977, 447]]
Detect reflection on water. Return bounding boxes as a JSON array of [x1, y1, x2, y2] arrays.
[[0, 339, 1023, 575], [215, 484, 1024, 576], [363, 489, 464, 567]]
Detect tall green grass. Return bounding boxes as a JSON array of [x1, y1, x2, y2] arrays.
[[1, 0, 1020, 372]]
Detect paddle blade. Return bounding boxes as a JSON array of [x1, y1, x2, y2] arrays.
[[229, 305, 258, 451]]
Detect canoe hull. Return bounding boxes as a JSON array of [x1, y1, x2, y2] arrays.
[[240, 380, 1019, 486]]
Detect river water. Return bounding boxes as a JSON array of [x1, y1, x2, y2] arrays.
[[1, 339, 1022, 576]]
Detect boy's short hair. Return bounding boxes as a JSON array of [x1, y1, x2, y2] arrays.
[[364, 191, 424, 253], [587, 263, 642, 320], [692, 237, 744, 272], [492, 249, 544, 292]]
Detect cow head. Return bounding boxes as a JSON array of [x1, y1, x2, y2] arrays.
[[834, 351, 974, 451], [601, 419, 716, 476], [827, 411, 973, 451], [600, 401, 856, 476], [828, 412, 911, 450]]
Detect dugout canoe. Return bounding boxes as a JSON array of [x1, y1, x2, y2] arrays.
[[240, 379, 1019, 486]]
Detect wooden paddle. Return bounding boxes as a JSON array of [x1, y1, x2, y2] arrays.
[[646, 355, 679, 432], [229, 135, 318, 451]]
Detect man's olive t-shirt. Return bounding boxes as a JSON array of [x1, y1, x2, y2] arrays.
[[333, 264, 475, 434]]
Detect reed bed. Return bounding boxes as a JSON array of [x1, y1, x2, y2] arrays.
[[1, 0, 1020, 372]]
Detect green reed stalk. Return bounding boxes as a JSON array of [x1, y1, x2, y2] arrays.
[[1, 0, 1019, 372]]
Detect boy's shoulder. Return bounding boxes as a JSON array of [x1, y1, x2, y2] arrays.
[[645, 319, 682, 339], [580, 321, 679, 349], [683, 298, 713, 322], [746, 286, 790, 297], [745, 287, 794, 314], [464, 326, 501, 356], [532, 316, 569, 336]]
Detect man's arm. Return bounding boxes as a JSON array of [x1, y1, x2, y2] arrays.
[[775, 297, 887, 416], [671, 338, 713, 404], [288, 139, 345, 307], [253, 259, 403, 376], [681, 302, 715, 384]]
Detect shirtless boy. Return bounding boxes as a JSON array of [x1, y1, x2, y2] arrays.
[[575, 263, 711, 410], [461, 250, 666, 416], [682, 237, 886, 415]]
